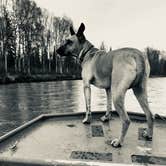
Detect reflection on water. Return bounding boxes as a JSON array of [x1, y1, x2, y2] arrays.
[[0, 78, 166, 136]]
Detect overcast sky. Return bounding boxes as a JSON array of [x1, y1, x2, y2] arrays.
[[35, 0, 166, 50]]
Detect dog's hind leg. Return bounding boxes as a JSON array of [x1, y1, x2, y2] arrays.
[[111, 67, 136, 147], [101, 88, 112, 122], [133, 84, 153, 140], [111, 87, 130, 147]]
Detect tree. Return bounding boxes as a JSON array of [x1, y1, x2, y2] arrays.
[[0, 0, 16, 75], [145, 47, 160, 76], [100, 41, 107, 51]]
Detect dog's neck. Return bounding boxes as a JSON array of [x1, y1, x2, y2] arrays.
[[78, 40, 97, 64]]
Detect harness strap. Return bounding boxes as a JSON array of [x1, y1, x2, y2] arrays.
[[79, 45, 94, 64]]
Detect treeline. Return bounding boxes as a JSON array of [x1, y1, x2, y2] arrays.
[[0, 0, 81, 78], [146, 47, 166, 76]]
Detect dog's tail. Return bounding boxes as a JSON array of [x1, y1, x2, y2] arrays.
[[144, 53, 150, 78]]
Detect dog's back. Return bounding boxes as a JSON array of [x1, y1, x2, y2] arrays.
[[89, 47, 149, 89], [109, 47, 150, 88]]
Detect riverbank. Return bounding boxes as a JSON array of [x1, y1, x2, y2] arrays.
[[0, 74, 165, 85], [0, 74, 81, 84]]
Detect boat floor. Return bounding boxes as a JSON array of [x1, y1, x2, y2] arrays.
[[0, 111, 166, 166]]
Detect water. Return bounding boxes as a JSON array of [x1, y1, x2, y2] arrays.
[[0, 78, 166, 136]]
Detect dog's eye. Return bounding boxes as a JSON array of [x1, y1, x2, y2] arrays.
[[66, 40, 73, 45]]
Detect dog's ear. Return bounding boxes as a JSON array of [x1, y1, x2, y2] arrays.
[[77, 23, 86, 43], [70, 26, 75, 36], [77, 23, 85, 36]]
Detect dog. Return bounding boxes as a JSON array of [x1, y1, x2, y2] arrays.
[[56, 23, 153, 148]]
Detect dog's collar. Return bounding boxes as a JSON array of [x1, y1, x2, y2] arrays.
[[78, 44, 94, 64]]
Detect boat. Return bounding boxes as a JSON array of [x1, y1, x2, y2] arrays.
[[0, 111, 166, 166]]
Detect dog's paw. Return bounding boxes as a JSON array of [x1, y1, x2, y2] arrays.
[[100, 114, 111, 122], [82, 115, 91, 124], [111, 138, 122, 148], [142, 129, 152, 141]]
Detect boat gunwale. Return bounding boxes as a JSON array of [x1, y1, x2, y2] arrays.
[[0, 156, 141, 166]]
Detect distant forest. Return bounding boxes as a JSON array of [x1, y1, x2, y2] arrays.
[[0, 0, 166, 83]]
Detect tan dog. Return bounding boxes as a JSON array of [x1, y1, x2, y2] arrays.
[[56, 23, 153, 148]]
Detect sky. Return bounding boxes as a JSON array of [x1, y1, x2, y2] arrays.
[[35, 0, 166, 50]]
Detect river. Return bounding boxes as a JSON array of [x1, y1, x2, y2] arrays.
[[0, 77, 165, 136]]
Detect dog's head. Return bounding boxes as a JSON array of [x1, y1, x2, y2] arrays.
[[56, 23, 86, 57]]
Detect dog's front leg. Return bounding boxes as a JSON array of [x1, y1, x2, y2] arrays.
[[101, 88, 112, 122], [82, 82, 92, 124]]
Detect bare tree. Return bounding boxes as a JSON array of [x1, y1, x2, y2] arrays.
[[100, 41, 107, 51]]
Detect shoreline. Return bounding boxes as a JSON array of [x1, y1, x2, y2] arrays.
[[0, 74, 82, 85], [0, 74, 165, 85]]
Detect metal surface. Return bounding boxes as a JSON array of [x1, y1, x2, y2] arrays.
[[70, 151, 112, 161], [132, 154, 166, 165], [91, 125, 104, 137], [0, 111, 165, 166]]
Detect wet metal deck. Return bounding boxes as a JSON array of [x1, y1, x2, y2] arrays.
[[0, 111, 166, 166]]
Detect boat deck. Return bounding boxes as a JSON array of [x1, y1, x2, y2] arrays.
[[0, 111, 166, 166]]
